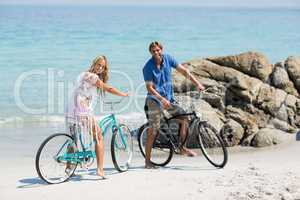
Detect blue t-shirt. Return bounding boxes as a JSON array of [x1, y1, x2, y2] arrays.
[[143, 54, 179, 104]]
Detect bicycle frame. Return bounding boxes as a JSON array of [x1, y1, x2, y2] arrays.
[[137, 87, 227, 168], [57, 113, 128, 164], [98, 114, 118, 137], [99, 113, 129, 150], [158, 112, 199, 151]]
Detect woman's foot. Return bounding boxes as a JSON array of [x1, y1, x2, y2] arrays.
[[96, 170, 107, 179]]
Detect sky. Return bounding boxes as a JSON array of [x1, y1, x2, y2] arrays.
[[0, 0, 300, 7]]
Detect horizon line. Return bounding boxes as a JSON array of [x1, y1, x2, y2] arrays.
[[0, 2, 300, 8]]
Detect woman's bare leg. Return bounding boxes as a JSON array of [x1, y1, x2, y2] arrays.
[[92, 118, 105, 177]]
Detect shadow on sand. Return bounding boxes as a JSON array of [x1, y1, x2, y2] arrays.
[[18, 164, 221, 189], [127, 164, 220, 171], [17, 167, 119, 189]]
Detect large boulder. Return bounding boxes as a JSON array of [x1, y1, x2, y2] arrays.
[[185, 59, 241, 83], [268, 118, 297, 133], [225, 106, 259, 145], [275, 104, 288, 122], [207, 52, 273, 82], [242, 104, 270, 129], [173, 63, 196, 92], [284, 94, 300, 127], [171, 53, 300, 148], [254, 84, 287, 116], [197, 85, 226, 111], [285, 56, 300, 93], [271, 62, 298, 96], [220, 119, 244, 147], [227, 76, 262, 104], [251, 128, 290, 147], [183, 58, 263, 104]]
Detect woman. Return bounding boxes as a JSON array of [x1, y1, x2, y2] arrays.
[[66, 55, 128, 179]]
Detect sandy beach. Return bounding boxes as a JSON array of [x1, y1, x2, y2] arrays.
[[0, 123, 299, 200]]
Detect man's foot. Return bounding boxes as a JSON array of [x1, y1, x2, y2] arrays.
[[145, 163, 159, 169], [180, 148, 197, 157]]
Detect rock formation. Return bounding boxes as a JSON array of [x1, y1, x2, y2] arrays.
[[173, 52, 300, 147]]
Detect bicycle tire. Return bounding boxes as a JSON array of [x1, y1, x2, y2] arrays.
[[197, 121, 228, 168], [137, 124, 173, 167], [111, 124, 133, 172], [35, 133, 78, 184]]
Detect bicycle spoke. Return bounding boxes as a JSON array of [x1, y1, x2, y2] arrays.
[[138, 124, 173, 166], [36, 134, 78, 184], [198, 123, 228, 168], [111, 124, 133, 172]]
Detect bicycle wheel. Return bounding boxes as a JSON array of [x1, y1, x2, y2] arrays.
[[35, 133, 78, 184], [111, 124, 133, 172], [138, 124, 173, 167], [197, 121, 228, 168]]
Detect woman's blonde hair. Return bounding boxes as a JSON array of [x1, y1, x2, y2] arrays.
[[88, 55, 109, 83]]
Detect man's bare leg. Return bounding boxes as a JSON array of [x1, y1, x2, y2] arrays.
[[145, 127, 157, 168], [179, 118, 197, 157]]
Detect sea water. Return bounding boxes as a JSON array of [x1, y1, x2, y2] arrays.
[[0, 5, 299, 125]]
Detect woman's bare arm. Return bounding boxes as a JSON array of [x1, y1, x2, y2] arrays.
[[95, 79, 128, 97]]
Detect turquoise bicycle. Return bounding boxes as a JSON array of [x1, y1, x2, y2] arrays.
[[35, 100, 133, 184]]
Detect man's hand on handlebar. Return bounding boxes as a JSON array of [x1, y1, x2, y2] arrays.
[[161, 98, 171, 109], [196, 83, 205, 91]]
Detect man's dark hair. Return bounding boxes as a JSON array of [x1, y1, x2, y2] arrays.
[[149, 41, 163, 52]]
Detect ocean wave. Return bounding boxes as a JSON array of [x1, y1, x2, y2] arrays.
[[0, 112, 147, 129], [0, 115, 65, 125]]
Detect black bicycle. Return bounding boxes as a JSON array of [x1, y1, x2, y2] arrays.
[[137, 95, 228, 168]]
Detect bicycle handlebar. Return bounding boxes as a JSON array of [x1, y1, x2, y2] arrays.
[[104, 99, 123, 105], [189, 86, 216, 95], [103, 98, 125, 110], [166, 112, 197, 121], [163, 86, 217, 120]]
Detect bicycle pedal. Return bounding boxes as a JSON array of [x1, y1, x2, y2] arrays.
[[65, 168, 72, 176], [80, 163, 89, 170]]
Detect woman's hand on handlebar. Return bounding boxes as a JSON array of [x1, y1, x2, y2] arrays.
[[122, 92, 130, 97]]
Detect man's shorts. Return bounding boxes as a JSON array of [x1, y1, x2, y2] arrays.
[[144, 98, 186, 130]]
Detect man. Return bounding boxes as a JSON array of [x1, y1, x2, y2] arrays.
[[143, 41, 205, 169]]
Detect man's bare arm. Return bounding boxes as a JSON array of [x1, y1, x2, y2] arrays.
[[176, 64, 205, 90], [145, 82, 171, 109]]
